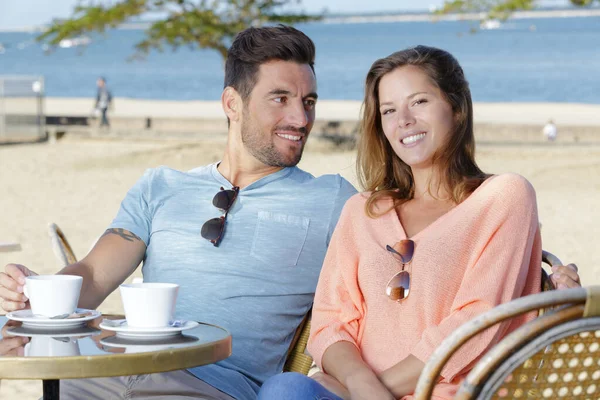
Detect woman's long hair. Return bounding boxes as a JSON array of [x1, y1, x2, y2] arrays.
[[356, 45, 489, 217]]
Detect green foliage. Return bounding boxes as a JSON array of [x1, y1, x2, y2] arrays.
[[37, 0, 321, 60], [570, 0, 594, 5], [439, 0, 598, 21]]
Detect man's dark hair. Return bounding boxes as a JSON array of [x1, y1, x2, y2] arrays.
[[224, 24, 316, 100]]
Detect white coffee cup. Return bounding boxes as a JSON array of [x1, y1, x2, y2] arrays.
[[119, 283, 179, 328], [24, 275, 83, 317], [24, 336, 81, 357]]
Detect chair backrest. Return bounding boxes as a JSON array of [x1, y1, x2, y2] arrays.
[[541, 250, 560, 291], [413, 286, 600, 400], [282, 249, 562, 376], [48, 223, 78, 267], [462, 310, 600, 399], [283, 310, 314, 375]]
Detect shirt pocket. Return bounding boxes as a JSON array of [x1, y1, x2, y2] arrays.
[[250, 211, 310, 267]]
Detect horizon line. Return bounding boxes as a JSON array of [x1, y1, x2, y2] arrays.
[[1, 5, 599, 33]]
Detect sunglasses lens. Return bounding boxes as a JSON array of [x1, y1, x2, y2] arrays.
[[201, 217, 224, 242], [212, 190, 237, 211], [386, 271, 410, 301], [392, 239, 415, 263]]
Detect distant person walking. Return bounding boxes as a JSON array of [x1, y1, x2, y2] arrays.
[[95, 77, 112, 128], [543, 119, 557, 141]]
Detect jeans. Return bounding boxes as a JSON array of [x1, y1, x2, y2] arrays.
[[100, 107, 109, 127], [258, 372, 344, 400]]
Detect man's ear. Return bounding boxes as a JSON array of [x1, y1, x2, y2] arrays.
[[222, 87, 242, 122]]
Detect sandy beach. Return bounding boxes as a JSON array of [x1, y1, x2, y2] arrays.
[[0, 109, 599, 397], [7, 97, 600, 125]]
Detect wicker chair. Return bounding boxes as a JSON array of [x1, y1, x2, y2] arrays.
[[283, 309, 314, 374], [414, 285, 600, 399], [47, 223, 77, 267], [282, 250, 563, 376]]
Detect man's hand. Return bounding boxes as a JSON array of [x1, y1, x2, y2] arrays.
[[0, 321, 28, 357], [0, 264, 38, 312], [550, 263, 581, 289]]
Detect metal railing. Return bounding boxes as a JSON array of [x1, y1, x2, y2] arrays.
[[0, 76, 45, 142]]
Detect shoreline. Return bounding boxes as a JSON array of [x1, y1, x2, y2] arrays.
[[15, 97, 600, 126], [3, 97, 600, 145]]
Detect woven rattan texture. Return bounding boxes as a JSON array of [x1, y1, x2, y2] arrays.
[[283, 320, 312, 375], [492, 329, 600, 399]]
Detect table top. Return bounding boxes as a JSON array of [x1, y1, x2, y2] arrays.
[[0, 242, 21, 253], [0, 315, 231, 380]]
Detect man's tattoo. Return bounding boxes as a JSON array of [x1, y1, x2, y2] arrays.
[[102, 228, 142, 242]]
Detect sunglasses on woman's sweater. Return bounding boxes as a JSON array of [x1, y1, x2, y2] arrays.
[[385, 239, 415, 301]]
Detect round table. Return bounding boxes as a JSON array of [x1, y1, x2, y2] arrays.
[[0, 242, 21, 252], [0, 315, 232, 400]]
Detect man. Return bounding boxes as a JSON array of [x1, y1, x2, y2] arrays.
[[95, 76, 113, 128], [1, 25, 355, 400], [0, 25, 581, 400], [543, 119, 557, 141]]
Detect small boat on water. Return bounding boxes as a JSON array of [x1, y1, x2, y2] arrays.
[[58, 36, 92, 48], [480, 19, 502, 30]]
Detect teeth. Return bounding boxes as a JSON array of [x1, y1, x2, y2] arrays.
[[278, 134, 302, 141], [402, 133, 425, 145]]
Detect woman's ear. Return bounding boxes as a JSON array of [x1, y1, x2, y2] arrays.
[[222, 87, 242, 122]]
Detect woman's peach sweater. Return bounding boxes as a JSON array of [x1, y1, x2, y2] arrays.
[[307, 173, 542, 399]]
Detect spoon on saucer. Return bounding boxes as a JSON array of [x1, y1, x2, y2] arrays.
[[50, 311, 95, 320]]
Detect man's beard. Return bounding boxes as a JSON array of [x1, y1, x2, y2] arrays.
[[241, 113, 307, 168]]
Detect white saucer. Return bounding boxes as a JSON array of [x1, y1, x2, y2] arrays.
[[100, 334, 199, 353], [5, 325, 101, 338], [99, 319, 199, 338], [6, 308, 102, 328]]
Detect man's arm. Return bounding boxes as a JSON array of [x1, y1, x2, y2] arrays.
[[59, 228, 145, 310]]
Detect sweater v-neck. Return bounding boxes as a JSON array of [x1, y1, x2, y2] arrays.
[[391, 175, 496, 240]]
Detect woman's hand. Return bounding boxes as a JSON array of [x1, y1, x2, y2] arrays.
[[550, 263, 581, 289], [311, 372, 350, 399], [345, 370, 396, 400], [319, 341, 395, 400]]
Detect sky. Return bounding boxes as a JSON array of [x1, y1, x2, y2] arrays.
[[0, 0, 445, 30]]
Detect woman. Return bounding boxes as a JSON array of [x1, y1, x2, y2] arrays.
[[257, 46, 555, 400]]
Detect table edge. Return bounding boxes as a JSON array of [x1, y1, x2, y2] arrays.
[[0, 315, 232, 379]]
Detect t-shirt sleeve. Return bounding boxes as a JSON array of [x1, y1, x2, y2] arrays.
[[308, 195, 364, 370], [326, 177, 358, 246], [108, 168, 154, 246], [410, 175, 542, 382]]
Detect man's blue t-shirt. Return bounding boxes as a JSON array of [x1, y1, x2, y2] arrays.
[[110, 163, 357, 399]]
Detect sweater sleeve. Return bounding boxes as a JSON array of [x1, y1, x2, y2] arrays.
[[307, 196, 365, 370], [410, 175, 542, 382]]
